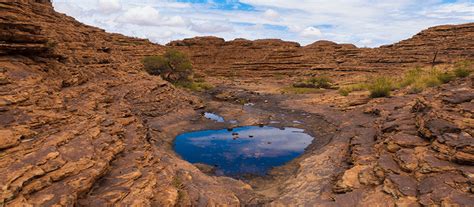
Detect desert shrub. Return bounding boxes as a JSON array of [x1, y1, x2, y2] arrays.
[[293, 76, 333, 89], [338, 88, 350, 96], [397, 68, 453, 94], [408, 81, 425, 94], [436, 71, 455, 83], [307, 76, 332, 88], [338, 83, 368, 96], [453, 61, 472, 78], [422, 70, 442, 87], [368, 76, 393, 98], [175, 81, 214, 92], [339, 63, 467, 98], [399, 67, 423, 88], [143, 49, 193, 83]]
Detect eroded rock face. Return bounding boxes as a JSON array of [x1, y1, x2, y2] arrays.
[[0, 1, 254, 206], [169, 23, 474, 78], [266, 77, 473, 206]]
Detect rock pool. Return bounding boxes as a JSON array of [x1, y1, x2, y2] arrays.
[[174, 126, 314, 176]]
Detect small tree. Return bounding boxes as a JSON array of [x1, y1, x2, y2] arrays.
[[143, 49, 193, 83]]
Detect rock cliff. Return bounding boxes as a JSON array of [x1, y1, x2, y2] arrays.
[[169, 23, 474, 77], [1, 1, 252, 206]]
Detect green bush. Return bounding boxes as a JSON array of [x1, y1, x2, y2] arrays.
[[337, 83, 368, 96], [143, 49, 193, 83], [175, 81, 214, 92], [338, 88, 350, 96], [368, 76, 393, 98], [293, 76, 333, 89], [436, 71, 455, 83], [338, 63, 469, 98], [422, 72, 442, 87], [454, 61, 472, 78], [307, 76, 332, 88], [399, 67, 422, 88], [397, 68, 452, 94], [408, 81, 425, 94]]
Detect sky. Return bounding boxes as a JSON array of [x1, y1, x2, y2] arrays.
[[52, 0, 474, 47]]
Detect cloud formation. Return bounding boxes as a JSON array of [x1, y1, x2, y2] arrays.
[[300, 27, 322, 37], [263, 9, 279, 20], [97, 0, 121, 13], [52, 0, 474, 47]]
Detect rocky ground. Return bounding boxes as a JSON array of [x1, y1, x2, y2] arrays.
[[0, 1, 473, 206]]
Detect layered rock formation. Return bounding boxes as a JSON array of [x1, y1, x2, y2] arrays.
[[271, 77, 474, 206], [1, 1, 473, 206], [0, 1, 253, 206], [169, 23, 474, 77]]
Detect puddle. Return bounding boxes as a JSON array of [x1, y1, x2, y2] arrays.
[[174, 126, 314, 176], [204, 112, 225, 122]]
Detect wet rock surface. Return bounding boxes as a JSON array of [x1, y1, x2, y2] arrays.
[[0, 1, 473, 206]]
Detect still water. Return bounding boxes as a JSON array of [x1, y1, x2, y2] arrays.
[[174, 126, 314, 176]]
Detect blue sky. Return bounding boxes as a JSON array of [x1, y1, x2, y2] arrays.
[[53, 0, 473, 47]]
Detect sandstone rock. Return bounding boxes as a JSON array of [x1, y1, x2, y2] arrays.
[[420, 118, 461, 140], [170, 23, 474, 79], [378, 153, 402, 174], [442, 90, 474, 104], [194, 163, 216, 175], [334, 165, 366, 192], [0, 129, 20, 149], [453, 151, 474, 165], [384, 174, 418, 197], [396, 149, 419, 172], [396, 196, 420, 207], [390, 133, 428, 148]]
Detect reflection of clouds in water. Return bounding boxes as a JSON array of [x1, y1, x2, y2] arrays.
[[182, 126, 313, 158], [204, 112, 225, 122]]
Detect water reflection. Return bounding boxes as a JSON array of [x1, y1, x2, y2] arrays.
[[204, 112, 225, 122], [174, 126, 314, 176]]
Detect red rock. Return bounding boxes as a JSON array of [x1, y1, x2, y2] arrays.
[[390, 133, 428, 148], [0, 129, 20, 149], [385, 174, 418, 197], [396, 149, 419, 172]]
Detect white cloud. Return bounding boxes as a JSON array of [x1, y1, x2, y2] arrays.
[[263, 9, 279, 20], [116, 5, 188, 27], [52, 0, 474, 47], [98, 0, 121, 13], [422, 2, 474, 21], [359, 38, 373, 46], [119, 6, 160, 26], [191, 21, 234, 33], [162, 16, 188, 27], [300, 26, 322, 37]]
